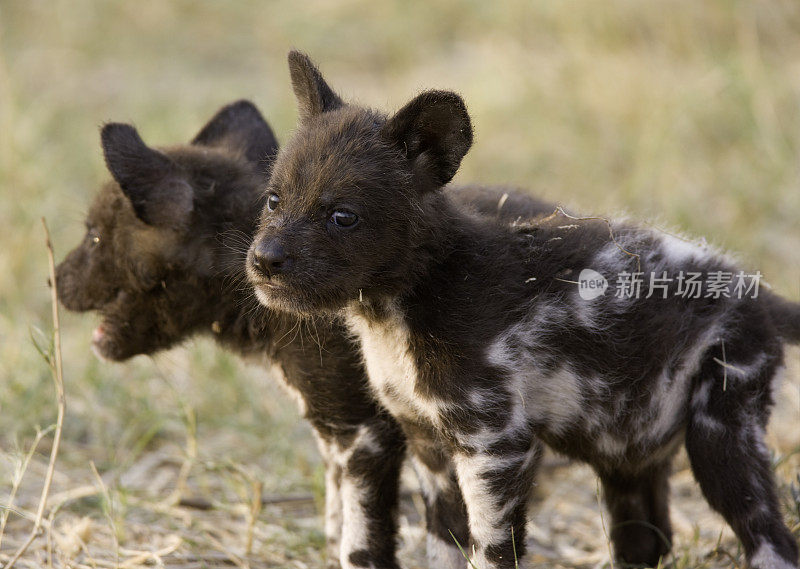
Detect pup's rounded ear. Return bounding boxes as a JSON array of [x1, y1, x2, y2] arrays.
[[288, 50, 344, 122], [101, 123, 173, 190], [101, 123, 193, 228], [191, 100, 279, 171], [381, 90, 473, 190]]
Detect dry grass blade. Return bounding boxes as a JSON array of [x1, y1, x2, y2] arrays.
[[164, 401, 198, 508], [448, 529, 479, 569], [0, 426, 54, 551], [117, 534, 182, 568], [245, 479, 262, 557], [3, 218, 67, 569], [89, 461, 119, 566], [203, 531, 249, 569]]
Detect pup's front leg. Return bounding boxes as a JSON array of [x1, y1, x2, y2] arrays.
[[315, 436, 345, 568], [454, 437, 543, 569], [409, 445, 470, 569], [331, 421, 405, 569]]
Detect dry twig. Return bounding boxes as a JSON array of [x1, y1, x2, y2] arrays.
[[539, 206, 642, 272], [4, 219, 67, 569]]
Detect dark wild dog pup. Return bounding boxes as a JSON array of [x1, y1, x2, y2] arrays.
[[55, 101, 406, 569], [247, 52, 800, 569], [55, 101, 556, 569]]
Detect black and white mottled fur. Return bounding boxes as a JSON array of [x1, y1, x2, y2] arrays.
[[55, 100, 557, 569], [247, 52, 800, 569]]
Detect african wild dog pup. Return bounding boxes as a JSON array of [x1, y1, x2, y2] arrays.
[[247, 52, 800, 569], [55, 100, 556, 569], [55, 101, 407, 569]]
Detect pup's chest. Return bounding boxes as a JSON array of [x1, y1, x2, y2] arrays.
[[347, 309, 442, 424]]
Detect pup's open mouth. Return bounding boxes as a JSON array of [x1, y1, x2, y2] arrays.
[[91, 317, 134, 361], [90, 321, 114, 360], [91, 323, 106, 345]]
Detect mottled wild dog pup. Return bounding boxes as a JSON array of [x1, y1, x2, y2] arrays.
[[55, 101, 407, 569], [55, 101, 555, 569], [248, 52, 800, 569]]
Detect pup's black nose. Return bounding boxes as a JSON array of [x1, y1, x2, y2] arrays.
[[251, 240, 288, 277]]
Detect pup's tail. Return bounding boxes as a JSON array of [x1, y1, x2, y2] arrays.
[[767, 294, 800, 343]]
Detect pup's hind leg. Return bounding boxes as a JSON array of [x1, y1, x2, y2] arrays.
[[686, 352, 798, 569], [597, 462, 673, 567], [410, 447, 470, 569]]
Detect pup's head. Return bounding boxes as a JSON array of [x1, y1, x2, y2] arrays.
[[56, 100, 277, 360], [247, 52, 472, 314]]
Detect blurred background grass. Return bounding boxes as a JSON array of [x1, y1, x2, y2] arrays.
[[1, 1, 799, 566]]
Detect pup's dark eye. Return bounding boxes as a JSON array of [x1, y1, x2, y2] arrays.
[[330, 210, 359, 228], [88, 230, 100, 246], [267, 193, 280, 212]]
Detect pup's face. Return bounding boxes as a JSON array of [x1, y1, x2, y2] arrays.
[[56, 184, 134, 314], [56, 180, 180, 360], [247, 52, 472, 315], [56, 101, 276, 360], [248, 108, 416, 314]]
